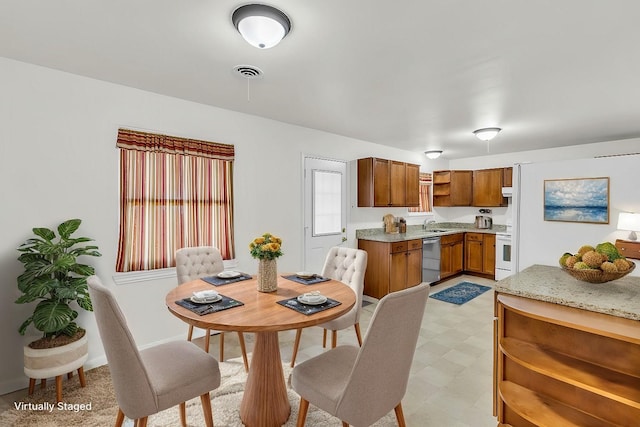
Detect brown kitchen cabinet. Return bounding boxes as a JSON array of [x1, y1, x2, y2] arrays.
[[495, 293, 640, 426], [440, 233, 464, 279], [473, 168, 509, 207], [465, 232, 495, 277], [432, 170, 473, 207], [357, 157, 420, 207], [503, 166, 513, 187], [358, 239, 423, 299], [404, 163, 420, 206]]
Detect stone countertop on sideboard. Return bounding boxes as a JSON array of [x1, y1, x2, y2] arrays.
[[356, 222, 506, 243], [496, 264, 640, 321]]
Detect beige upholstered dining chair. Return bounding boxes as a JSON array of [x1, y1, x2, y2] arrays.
[[291, 282, 429, 427], [176, 246, 249, 372], [87, 275, 220, 427], [290, 246, 368, 367]]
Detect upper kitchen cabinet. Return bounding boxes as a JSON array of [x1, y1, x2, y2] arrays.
[[404, 163, 420, 206], [357, 157, 420, 207], [473, 168, 511, 207], [433, 170, 473, 207], [503, 166, 513, 187]]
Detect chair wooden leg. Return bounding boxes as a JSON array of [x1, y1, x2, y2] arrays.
[[290, 328, 303, 367], [115, 408, 125, 427], [179, 402, 187, 427], [78, 366, 86, 387], [296, 398, 309, 427], [28, 378, 35, 395], [219, 331, 224, 360], [67, 372, 73, 379], [354, 323, 363, 346], [40, 378, 46, 389], [331, 330, 338, 348], [187, 325, 194, 341], [238, 332, 249, 372], [55, 375, 63, 403], [394, 403, 406, 427], [205, 329, 212, 354], [342, 422, 349, 427], [200, 392, 214, 427], [136, 417, 148, 427], [323, 328, 328, 348]]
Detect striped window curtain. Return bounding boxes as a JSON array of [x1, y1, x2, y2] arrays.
[[408, 173, 433, 213], [115, 129, 235, 272]]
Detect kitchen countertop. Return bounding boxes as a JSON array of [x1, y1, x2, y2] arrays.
[[496, 264, 640, 321], [356, 222, 506, 243]]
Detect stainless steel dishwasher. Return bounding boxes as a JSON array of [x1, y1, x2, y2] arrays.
[[422, 236, 441, 283]]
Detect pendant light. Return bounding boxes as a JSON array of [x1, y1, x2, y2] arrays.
[[232, 4, 292, 49]]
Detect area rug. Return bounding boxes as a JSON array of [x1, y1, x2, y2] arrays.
[[430, 281, 492, 305], [1, 356, 397, 426]]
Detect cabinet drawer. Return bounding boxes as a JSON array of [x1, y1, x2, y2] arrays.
[[408, 239, 422, 250], [465, 233, 484, 242], [615, 239, 640, 260], [441, 233, 463, 244], [390, 241, 408, 253]]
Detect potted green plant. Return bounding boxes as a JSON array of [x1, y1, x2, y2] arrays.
[[16, 218, 101, 398]]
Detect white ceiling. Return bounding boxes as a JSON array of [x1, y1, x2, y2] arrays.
[[2, 1, 640, 159]]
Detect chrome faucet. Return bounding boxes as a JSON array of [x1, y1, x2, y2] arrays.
[[423, 219, 436, 229]]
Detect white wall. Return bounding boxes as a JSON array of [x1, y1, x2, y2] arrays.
[[515, 155, 640, 272], [0, 58, 427, 394]]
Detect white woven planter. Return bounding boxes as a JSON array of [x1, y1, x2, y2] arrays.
[[24, 334, 88, 379]]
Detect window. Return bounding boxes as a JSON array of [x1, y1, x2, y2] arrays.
[[115, 129, 235, 272], [408, 172, 433, 214], [312, 169, 342, 236]]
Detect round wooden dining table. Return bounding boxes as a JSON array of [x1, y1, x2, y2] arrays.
[[165, 274, 356, 427]]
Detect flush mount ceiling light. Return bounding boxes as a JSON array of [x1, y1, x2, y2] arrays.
[[424, 150, 443, 159], [473, 127, 502, 141], [232, 4, 291, 49]]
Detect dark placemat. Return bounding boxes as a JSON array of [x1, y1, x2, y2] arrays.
[[175, 295, 244, 316], [277, 296, 341, 315], [201, 274, 252, 286], [282, 274, 330, 285]]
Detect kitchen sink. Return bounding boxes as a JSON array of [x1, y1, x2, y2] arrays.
[[426, 229, 449, 233]]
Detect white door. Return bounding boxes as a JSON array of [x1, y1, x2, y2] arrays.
[[303, 156, 347, 273]]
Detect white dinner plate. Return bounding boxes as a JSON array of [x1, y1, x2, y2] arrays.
[[217, 271, 242, 279], [295, 271, 316, 279], [297, 295, 327, 305], [193, 290, 218, 299], [191, 295, 222, 304]]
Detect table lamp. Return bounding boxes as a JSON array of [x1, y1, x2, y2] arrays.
[[617, 212, 640, 241]]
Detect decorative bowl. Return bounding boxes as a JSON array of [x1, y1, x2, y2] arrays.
[[561, 262, 635, 283]]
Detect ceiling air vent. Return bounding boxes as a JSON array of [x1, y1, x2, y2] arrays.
[[233, 65, 263, 79]]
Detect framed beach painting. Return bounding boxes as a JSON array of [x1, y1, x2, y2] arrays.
[[543, 177, 609, 224]]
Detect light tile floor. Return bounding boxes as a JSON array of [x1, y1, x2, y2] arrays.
[[1, 274, 498, 426]]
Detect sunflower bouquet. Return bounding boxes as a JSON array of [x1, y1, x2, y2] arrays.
[[249, 233, 283, 260]]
